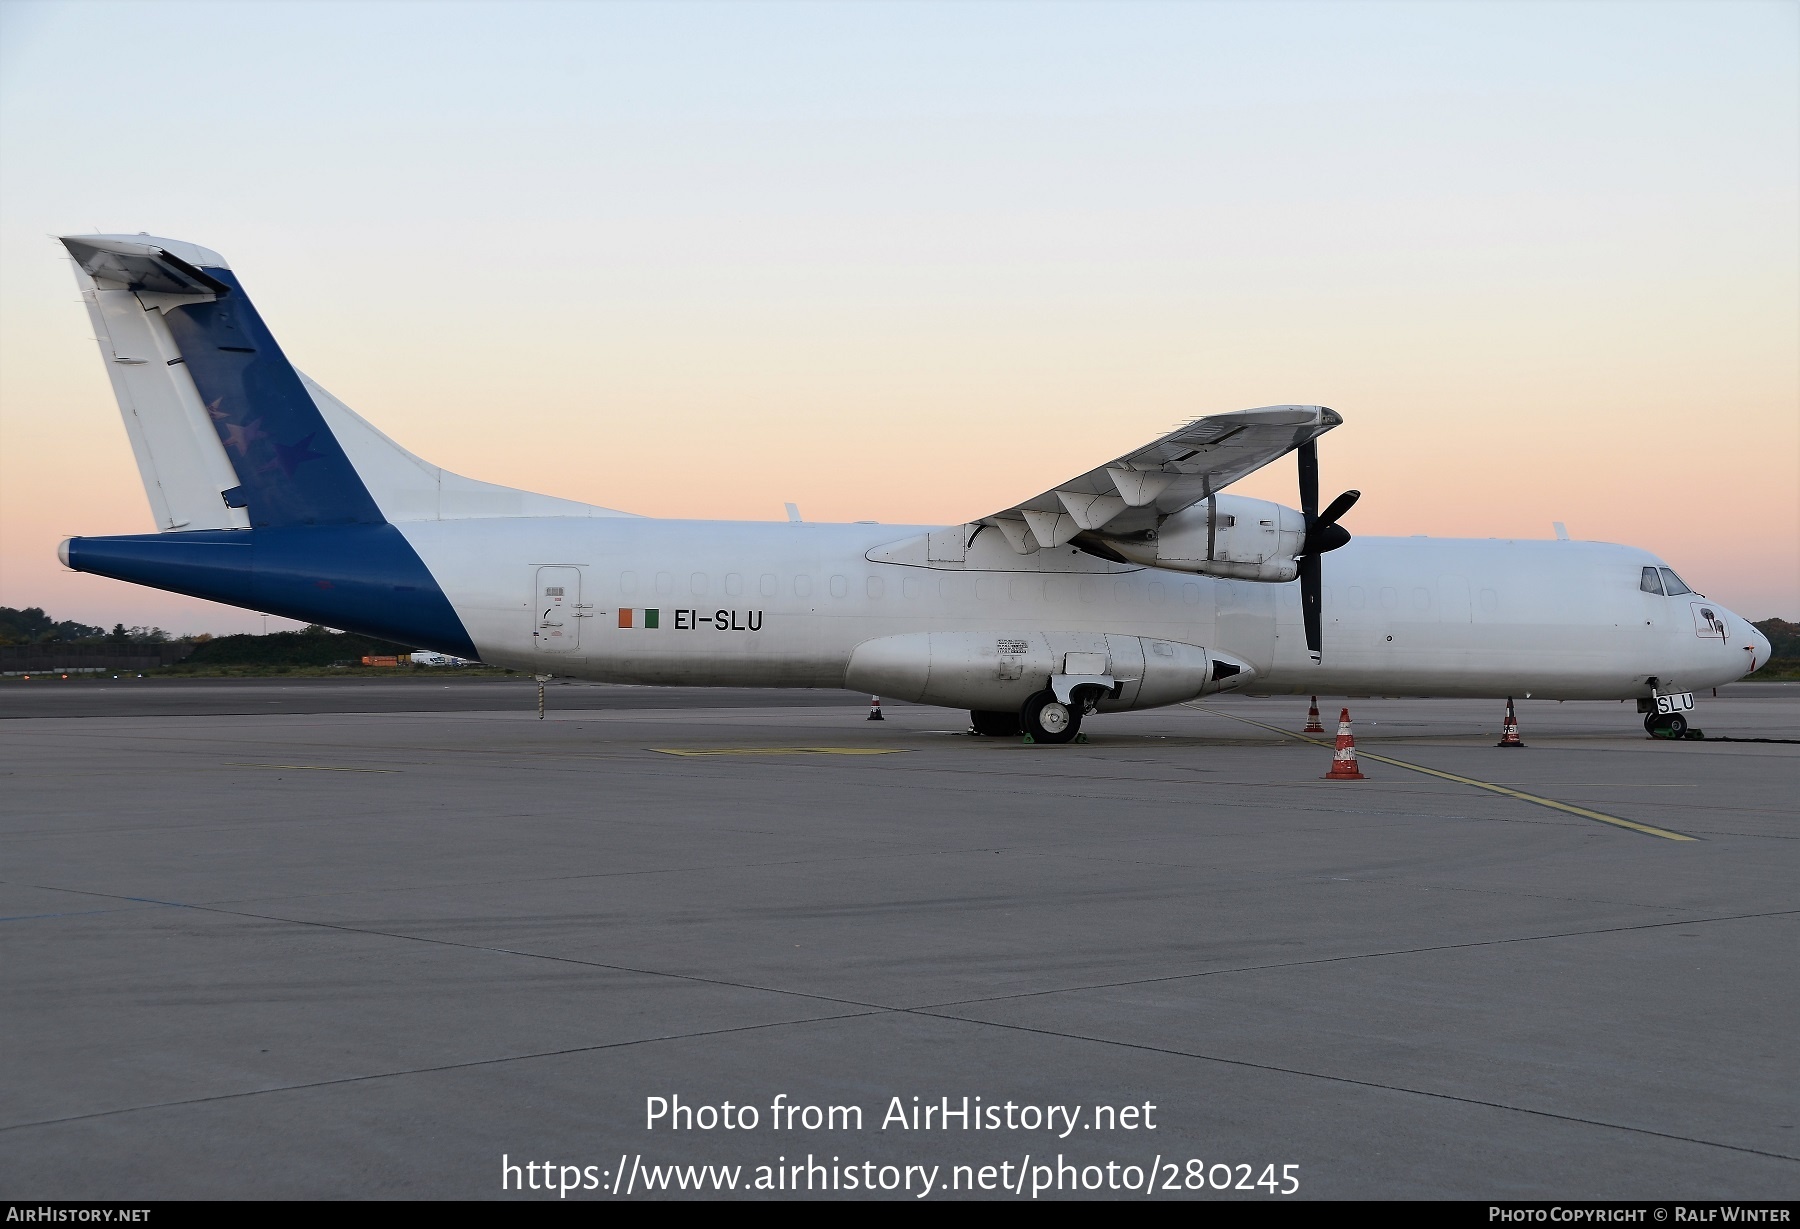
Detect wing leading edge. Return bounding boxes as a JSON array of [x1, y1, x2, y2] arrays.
[[979, 405, 1340, 552]]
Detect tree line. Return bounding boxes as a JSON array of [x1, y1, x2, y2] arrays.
[[0, 606, 180, 647]]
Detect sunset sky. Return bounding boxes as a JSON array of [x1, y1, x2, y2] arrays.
[[1, 0, 1795, 633]]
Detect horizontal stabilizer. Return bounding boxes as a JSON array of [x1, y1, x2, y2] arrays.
[[62, 236, 230, 297]]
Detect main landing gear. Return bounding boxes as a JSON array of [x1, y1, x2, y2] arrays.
[[1019, 689, 1081, 744], [969, 710, 1022, 737], [970, 688, 1100, 744]]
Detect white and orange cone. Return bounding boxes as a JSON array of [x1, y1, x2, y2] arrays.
[[1324, 708, 1367, 780], [1496, 697, 1525, 748], [867, 695, 885, 721], [1303, 696, 1326, 733]]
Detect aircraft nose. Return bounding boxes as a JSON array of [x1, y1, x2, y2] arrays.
[[1748, 624, 1772, 675]]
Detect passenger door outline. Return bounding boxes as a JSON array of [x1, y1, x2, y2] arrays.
[[534, 566, 584, 653]]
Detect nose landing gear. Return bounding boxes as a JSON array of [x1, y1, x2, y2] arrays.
[[1640, 687, 1702, 740]]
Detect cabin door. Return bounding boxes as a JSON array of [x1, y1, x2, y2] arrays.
[[534, 566, 585, 653]]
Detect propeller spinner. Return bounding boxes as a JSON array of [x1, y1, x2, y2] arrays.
[[1297, 439, 1359, 660]]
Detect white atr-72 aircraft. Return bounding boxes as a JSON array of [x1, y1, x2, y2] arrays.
[[55, 234, 1770, 742]]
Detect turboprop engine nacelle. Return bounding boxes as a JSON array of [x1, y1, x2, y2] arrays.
[[845, 630, 1255, 714], [1105, 494, 1306, 583]]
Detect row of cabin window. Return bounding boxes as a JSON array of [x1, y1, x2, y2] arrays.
[[610, 572, 1514, 614], [616, 571, 1217, 605]]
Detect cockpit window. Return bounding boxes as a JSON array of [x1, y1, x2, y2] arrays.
[[1640, 566, 1663, 595], [1658, 567, 1692, 596]]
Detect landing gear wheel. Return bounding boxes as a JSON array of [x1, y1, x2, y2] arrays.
[[1662, 713, 1688, 738], [969, 710, 1022, 737], [1644, 714, 1658, 735], [1020, 690, 1080, 744]]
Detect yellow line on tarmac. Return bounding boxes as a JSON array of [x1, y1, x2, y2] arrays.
[[1189, 706, 1697, 842], [650, 747, 910, 757]]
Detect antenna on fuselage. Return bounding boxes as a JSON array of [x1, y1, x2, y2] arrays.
[[785, 502, 802, 524]]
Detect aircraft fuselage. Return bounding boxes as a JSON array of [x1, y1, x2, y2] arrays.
[[387, 516, 1759, 701]]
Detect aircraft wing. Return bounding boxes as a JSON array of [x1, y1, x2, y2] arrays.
[[979, 404, 1341, 551]]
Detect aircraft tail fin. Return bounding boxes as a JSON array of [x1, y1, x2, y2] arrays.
[[62, 234, 634, 530], [63, 235, 382, 530]]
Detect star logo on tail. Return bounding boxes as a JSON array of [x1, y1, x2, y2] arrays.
[[259, 433, 327, 477], [223, 418, 268, 456]]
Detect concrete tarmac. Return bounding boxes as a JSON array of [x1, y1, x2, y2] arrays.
[[2, 682, 1796, 1200], [0, 676, 865, 720]]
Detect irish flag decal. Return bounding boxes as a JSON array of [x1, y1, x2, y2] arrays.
[[617, 609, 660, 629]]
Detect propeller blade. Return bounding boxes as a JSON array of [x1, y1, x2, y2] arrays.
[[1298, 440, 1319, 522], [1309, 523, 1352, 555], [1300, 490, 1359, 556], [1300, 551, 1322, 658], [1295, 445, 1347, 659], [1318, 489, 1360, 529]]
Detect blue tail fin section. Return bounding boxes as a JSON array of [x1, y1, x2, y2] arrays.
[[161, 267, 384, 528], [59, 235, 479, 657]]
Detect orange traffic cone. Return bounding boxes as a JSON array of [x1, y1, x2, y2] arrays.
[[1303, 696, 1326, 733], [1496, 697, 1525, 748], [1324, 708, 1366, 779], [867, 696, 885, 721]]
